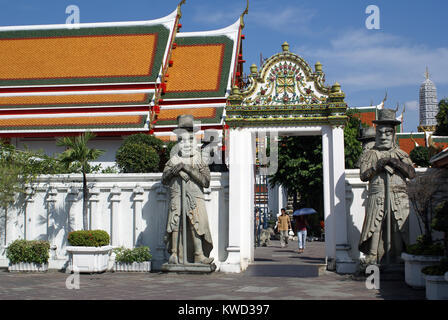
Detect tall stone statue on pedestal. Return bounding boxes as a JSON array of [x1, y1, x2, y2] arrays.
[[162, 115, 214, 270], [359, 109, 416, 266]]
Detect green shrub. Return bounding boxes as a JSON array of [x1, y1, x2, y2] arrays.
[[422, 258, 448, 276], [116, 143, 160, 173], [113, 246, 152, 263], [115, 134, 175, 173], [67, 230, 110, 247], [406, 235, 445, 256], [6, 240, 50, 264]]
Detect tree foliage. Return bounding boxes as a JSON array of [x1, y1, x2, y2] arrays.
[[115, 133, 173, 173], [56, 132, 104, 230], [410, 146, 430, 167], [344, 108, 364, 169], [0, 142, 69, 213], [435, 98, 448, 136]]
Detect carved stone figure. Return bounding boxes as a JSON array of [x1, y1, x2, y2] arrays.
[[359, 109, 416, 265], [162, 115, 214, 265]]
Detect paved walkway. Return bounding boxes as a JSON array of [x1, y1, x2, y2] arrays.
[[0, 240, 425, 300]]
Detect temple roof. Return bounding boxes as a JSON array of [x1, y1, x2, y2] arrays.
[[0, 6, 243, 136], [162, 20, 240, 100], [0, 112, 148, 134], [0, 10, 179, 87], [154, 19, 243, 131]]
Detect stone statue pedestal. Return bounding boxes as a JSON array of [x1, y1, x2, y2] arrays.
[[161, 263, 216, 274]]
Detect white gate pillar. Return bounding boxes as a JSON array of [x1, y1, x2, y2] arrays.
[[322, 126, 335, 266], [329, 126, 356, 273], [220, 129, 255, 273]]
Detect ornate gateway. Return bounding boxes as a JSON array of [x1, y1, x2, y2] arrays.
[[226, 42, 348, 127]]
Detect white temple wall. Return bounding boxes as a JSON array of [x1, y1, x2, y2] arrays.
[[0, 173, 229, 271]]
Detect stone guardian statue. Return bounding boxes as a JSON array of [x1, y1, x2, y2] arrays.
[[162, 115, 214, 265], [359, 109, 416, 266]]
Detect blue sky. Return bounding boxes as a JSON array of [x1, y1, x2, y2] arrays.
[[0, 0, 447, 132]]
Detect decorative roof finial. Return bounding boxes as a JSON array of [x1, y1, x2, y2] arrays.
[[382, 89, 388, 104], [250, 63, 258, 75], [425, 66, 430, 80], [394, 102, 399, 113], [177, 0, 186, 17], [240, 0, 249, 28], [282, 41, 289, 52], [410, 132, 420, 147], [315, 61, 322, 74]]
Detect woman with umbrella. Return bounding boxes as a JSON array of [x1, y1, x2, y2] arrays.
[[293, 208, 315, 253]]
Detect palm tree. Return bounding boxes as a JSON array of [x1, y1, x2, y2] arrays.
[[57, 132, 104, 230]]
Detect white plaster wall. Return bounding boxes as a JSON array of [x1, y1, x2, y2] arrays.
[[0, 173, 229, 271]]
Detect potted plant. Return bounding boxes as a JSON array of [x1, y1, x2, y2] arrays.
[[112, 246, 152, 272], [66, 230, 112, 273], [422, 201, 448, 300], [6, 240, 50, 272], [402, 169, 445, 288]]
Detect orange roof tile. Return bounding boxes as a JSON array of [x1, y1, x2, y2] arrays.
[[165, 44, 225, 92], [0, 93, 151, 108], [155, 107, 223, 126], [0, 35, 157, 80], [0, 114, 147, 131]]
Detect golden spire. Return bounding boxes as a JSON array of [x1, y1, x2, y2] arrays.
[[240, 0, 249, 28], [425, 66, 430, 80], [177, 0, 186, 18]]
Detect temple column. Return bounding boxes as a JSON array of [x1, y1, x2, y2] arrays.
[[330, 126, 356, 273], [89, 187, 101, 230], [24, 187, 35, 240], [110, 185, 122, 246], [221, 128, 255, 273], [133, 185, 144, 247], [322, 126, 336, 268]]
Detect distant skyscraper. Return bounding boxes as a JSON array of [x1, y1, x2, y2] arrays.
[[418, 67, 438, 132]]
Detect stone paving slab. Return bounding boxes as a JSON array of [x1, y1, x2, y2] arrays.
[[0, 241, 425, 300]]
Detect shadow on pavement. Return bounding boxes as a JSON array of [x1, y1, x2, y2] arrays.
[[244, 264, 321, 278]]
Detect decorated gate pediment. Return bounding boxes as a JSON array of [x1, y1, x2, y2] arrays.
[[225, 42, 348, 127]]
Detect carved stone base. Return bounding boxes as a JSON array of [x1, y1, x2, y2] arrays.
[[161, 263, 216, 273]]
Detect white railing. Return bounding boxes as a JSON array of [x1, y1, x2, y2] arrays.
[[0, 173, 229, 271]]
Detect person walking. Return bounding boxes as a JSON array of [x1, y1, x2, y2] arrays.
[[277, 208, 291, 248], [295, 215, 309, 253]]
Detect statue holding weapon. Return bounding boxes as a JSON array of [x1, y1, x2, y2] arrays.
[[359, 108, 416, 266], [162, 115, 214, 265]]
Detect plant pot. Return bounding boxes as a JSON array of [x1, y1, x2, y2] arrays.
[[8, 262, 48, 272], [424, 274, 448, 300], [113, 261, 151, 272], [66, 245, 112, 273], [401, 252, 444, 288]]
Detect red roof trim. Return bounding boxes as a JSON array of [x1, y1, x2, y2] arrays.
[[0, 83, 156, 94]]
